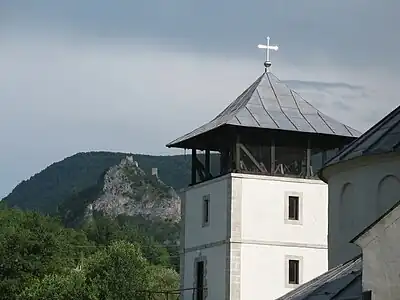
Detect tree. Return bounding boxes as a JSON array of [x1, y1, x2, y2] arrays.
[[0, 207, 91, 299], [18, 271, 98, 300], [84, 241, 152, 300], [148, 265, 179, 293]]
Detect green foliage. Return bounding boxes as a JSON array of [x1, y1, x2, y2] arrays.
[[0, 207, 179, 299], [85, 241, 152, 300], [3, 151, 220, 214], [0, 207, 91, 300], [18, 241, 179, 300], [0, 151, 211, 298], [82, 214, 179, 270], [19, 271, 98, 300]]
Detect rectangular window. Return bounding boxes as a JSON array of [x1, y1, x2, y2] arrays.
[[202, 195, 210, 226], [288, 196, 299, 220], [288, 259, 300, 285], [196, 261, 205, 300]]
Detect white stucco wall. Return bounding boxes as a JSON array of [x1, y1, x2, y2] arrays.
[[354, 202, 400, 300], [240, 244, 327, 300], [239, 174, 328, 246], [181, 173, 329, 300], [237, 174, 328, 299], [182, 245, 227, 300], [180, 176, 231, 300], [323, 153, 400, 268], [184, 176, 229, 249]]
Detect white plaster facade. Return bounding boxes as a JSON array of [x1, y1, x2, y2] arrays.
[[321, 153, 400, 268], [180, 173, 329, 300], [353, 201, 400, 300]]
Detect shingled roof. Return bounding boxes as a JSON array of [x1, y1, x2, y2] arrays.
[[167, 71, 361, 148]]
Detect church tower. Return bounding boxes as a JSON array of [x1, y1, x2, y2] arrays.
[[166, 39, 360, 300]]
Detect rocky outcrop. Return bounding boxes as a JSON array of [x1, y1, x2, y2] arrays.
[[86, 156, 180, 222]]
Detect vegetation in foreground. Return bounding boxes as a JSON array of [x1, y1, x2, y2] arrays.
[[0, 204, 179, 300]]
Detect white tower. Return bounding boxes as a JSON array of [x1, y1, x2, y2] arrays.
[[166, 39, 359, 300]]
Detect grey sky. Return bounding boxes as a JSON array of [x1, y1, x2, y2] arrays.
[[1, 0, 399, 197]]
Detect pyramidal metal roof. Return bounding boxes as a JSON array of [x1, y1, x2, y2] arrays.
[[167, 71, 361, 148], [324, 105, 400, 167]]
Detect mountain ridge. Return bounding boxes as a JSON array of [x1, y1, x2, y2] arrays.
[[3, 151, 220, 214], [60, 155, 181, 227]]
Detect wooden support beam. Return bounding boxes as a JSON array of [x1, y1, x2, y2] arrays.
[[220, 151, 227, 174], [322, 150, 327, 165], [191, 149, 197, 185], [271, 140, 276, 174], [194, 157, 206, 181], [238, 143, 264, 173], [306, 139, 311, 177], [205, 150, 210, 179], [235, 142, 240, 172]]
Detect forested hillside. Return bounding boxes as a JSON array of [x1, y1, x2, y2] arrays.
[[3, 152, 188, 213], [3, 151, 220, 214], [0, 151, 220, 299]]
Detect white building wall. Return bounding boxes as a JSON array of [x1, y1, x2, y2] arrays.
[[182, 245, 227, 300], [240, 245, 327, 300], [354, 202, 400, 300], [237, 174, 328, 300], [240, 174, 328, 245], [181, 176, 230, 300], [184, 177, 229, 249], [324, 153, 400, 268], [180, 173, 329, 300]]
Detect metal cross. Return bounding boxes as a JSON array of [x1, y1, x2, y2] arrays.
[[257, 36, 279, 72]]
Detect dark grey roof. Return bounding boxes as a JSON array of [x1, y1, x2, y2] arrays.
[[277, 256, 362, 300], [167, 72, 361, 148], [351, 197, 400, 244], [324, 105, 400, 168]]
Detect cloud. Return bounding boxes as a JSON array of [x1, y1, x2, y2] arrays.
[[2, 0, 400, 70], [1, 1, 399, 197], [282, 80, 364, 92]]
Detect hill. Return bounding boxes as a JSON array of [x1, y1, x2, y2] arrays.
[[3, 151, 219, 214], [59, 155, 181, 227]]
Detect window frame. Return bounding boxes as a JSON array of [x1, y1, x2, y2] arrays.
[[284, 191, 303, 225], [202, 194, 210, 227], [285, 255, 303, 288]]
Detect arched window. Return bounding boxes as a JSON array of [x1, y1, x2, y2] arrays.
[[376, 175, 400, 218]]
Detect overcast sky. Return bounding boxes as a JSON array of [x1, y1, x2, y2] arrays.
[[1, 0, 399, 197]]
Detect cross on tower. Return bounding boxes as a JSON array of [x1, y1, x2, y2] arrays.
[[257, 36, 279, 72]]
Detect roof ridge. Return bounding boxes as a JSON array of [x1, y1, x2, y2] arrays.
[[269, 72, 326, 115], [267, 73, 299, 130], [213, 73, 264, 121], [269, 72, 361, 135], [323, 105, 400, 167], [167, 71, 361, 148]]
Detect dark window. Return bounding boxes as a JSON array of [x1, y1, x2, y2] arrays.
[[288, 196, 300, 220], [203, 195, 210, 225], [196, 261, 205, 300], [288, 259, 300, 284]]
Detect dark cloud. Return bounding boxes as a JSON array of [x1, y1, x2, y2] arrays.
[[282, 80, 364, 92], [2, 0, 400, 69], [0, 0, 399, 197]]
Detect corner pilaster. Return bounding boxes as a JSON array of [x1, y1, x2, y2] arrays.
[[225, 176, 242, 300], [180, 192, 186, 299]]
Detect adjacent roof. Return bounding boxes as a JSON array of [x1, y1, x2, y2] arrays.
[[277, 256, 362, 300], [351, 197, 400, 244], [324, 105, 400, 168], [167, 71, 361, 148]]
